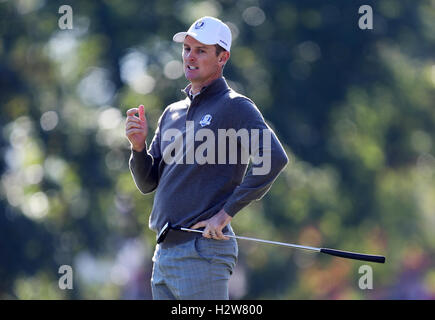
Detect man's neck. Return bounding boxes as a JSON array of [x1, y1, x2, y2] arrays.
[[190, 74, 222, 94], [189, 88, 201, 100]]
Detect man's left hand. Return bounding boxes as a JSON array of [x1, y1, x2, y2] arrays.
[[190, 209, 232, 240]]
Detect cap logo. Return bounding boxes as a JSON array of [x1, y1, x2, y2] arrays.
[[194, 21, 205, 29]]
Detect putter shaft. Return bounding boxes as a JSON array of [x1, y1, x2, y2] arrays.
[[178, 227, 385, 263], [179, 227, 321, 252]]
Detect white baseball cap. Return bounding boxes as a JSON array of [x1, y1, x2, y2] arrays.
[[173, 16, 232, 52]]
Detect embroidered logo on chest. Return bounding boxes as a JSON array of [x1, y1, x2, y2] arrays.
[[199, 114, 212, 127]]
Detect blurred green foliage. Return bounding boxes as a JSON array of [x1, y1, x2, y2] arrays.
[[1, 0, 434, 299]]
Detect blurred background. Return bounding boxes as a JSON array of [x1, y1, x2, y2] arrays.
[[1, 0, 435, 299]]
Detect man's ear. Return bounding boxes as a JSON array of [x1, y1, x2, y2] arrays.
[[219, 51, 230, 64]]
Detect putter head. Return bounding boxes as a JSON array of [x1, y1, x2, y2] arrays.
[[157, 222, 171, 244]]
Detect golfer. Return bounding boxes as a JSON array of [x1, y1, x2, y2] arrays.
[[125, 16, 288, 300]]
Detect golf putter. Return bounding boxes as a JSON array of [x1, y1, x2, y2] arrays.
[[157, 222, 386, 264]]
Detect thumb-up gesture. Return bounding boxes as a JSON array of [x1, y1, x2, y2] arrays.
[[125, 105, 148, 152]]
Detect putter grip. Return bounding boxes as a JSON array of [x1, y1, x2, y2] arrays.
[[320, 248, 385, 263]]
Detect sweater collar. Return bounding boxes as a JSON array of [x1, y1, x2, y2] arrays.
[[182, 77, 229, 101]]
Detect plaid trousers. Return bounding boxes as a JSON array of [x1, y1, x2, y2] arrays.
[[151, 225, 238, 300]]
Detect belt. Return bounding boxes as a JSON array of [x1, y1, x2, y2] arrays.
[[158, 226, 230, 249]]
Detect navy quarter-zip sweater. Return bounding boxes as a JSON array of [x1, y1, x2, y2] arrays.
[[129, 77, 289, 236]]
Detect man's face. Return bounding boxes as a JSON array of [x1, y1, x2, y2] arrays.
[[182, 36, 223, 86]]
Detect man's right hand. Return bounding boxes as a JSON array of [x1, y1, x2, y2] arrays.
[[125, 105, 148, 152]]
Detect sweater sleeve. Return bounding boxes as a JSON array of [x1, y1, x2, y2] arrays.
[[128, 113, 164, 194], [223, 98, 289, 217]]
